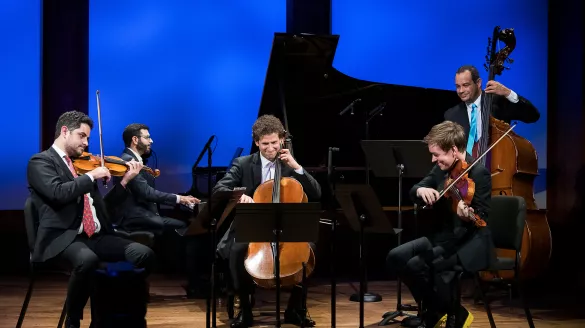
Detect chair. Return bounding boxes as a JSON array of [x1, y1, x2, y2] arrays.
[[16, 197, 154, 328], [451, 195, 535, 328]]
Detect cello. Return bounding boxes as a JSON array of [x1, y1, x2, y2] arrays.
[[243, 133, 316, 289], [477, 26, 552, 281]]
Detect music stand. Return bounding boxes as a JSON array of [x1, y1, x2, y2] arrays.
[[233, 203, 321, 328], [360, 140, 431, 326], [180, 188, 246, 328], [335, 184, 401, 328]]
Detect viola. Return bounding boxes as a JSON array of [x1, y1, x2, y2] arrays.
[[72, 152, 160, 178], [422, 122, 517, 221], [443, 159, 486, 228]]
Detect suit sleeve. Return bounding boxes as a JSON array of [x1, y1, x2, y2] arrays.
[[410, 165, 442, 204], [27, 153, 94, 207], [212, 158, 243, 194], [125, 173, 177, 205], [102, 183, 130, 213], [469, 166, 491, 222], [291, 170, 322, 201], [494, 94, 540, 123]]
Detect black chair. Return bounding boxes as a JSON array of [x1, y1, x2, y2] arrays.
[[16, 197, 155, 328], [452, 195, 535, 328]]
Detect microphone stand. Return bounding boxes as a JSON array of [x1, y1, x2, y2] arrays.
[[327, 146, 339, 328], [348, 102, 384, 304]]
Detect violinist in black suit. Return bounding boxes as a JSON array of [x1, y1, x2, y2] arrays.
[[386, 121, 496, 328], [112, 123, 199, 235], [27, 111, 155, 328], [213, 114, 321, 328], [444, 65, 540, 158]]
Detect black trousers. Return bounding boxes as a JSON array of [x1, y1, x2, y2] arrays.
[[121, 215, 187, 235], [386, 236, 460, 316], [57, 233, 156, 321], [229, 242, 314, 312]]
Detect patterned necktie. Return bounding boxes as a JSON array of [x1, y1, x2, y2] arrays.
[[64, 156, 96, 237], [264, 161, 275, 183], [467, 104, 478, 155]]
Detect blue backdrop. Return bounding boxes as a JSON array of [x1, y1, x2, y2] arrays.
[[0, 1, 40, 210], [88, 0, 286, 194], [332, 0, 548, 208]]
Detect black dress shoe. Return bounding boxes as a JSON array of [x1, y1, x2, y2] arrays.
[[284, 308, 315, 327], [230, 310, 254, 328], [65, 316, 80, 328]]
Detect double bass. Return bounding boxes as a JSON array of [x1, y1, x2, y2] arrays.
[[243, 134, 316, 289], [478, 26, 552, 281]]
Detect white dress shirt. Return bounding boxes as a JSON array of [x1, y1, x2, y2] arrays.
[[51, 144, 101, 234], [259, 153, 304, 183], [467, 90, 519, 140]]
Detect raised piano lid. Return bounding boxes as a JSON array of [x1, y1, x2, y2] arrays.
[[252, 32, 460, 176]]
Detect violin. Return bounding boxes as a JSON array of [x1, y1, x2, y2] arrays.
[[80, 90, 161, 186], [72, 152, 160, 178], [443, 159, 487, 228]]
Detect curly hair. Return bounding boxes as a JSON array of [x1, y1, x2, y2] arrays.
[[54, 110, 94, 139], [423, 121, 467, 152], [252, 114, 285, 141]]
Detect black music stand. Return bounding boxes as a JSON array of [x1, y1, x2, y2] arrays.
[[180, 188, 246, 328], [233, 203, 321, 328], [335, 184, 401, 328], [360, 140, 431, 327]]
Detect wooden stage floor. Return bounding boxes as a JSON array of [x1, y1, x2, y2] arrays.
[[1, 274, 583, 327]]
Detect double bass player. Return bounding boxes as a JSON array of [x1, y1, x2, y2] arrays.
[[445, 65, 540, 158]]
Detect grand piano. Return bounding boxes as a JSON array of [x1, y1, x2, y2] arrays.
[[249, 33, 460, 206]]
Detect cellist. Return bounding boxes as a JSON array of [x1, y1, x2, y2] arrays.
[[445, 65, 540, 158], [385, 121, 496, 328], [213, 114, 321, 328]]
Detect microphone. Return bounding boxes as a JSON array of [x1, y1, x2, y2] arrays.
[[339, 99, 361, 116], [368, 102, 386, 117]]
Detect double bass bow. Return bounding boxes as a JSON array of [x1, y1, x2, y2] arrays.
[[244, 132, 316, 289], [477, 27, 552, 281]]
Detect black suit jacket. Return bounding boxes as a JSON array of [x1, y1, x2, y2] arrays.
[[111, 149, 177, 232], [410, 154, 496, 272], [27, 147, 129, 262], [444, 91, 540, 140], [213, 152, 322, 259]]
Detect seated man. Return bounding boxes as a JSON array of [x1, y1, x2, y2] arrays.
[[386, 121, 496, 328], [213, 114, 322, 328], [27, 111, 156, 328], [112, 123, 199, 235]]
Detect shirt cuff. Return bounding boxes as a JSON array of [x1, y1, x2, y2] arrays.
[[176, 195, 181, 203], [294, 167, 304, 175], [85, 173, 94, 182], [506, 90, 519, 103]]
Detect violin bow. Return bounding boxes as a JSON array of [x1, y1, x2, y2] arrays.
[[95, 90, 107, 187], [422, 123, 517, 209]]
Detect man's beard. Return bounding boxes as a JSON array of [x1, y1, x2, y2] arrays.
[[137, 140, 149, 155]]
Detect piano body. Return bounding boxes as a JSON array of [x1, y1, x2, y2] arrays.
[[252, 33, 460, 206]]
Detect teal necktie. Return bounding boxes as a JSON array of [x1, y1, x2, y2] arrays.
[[467, 104, 478, 154]]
